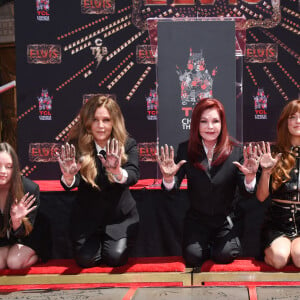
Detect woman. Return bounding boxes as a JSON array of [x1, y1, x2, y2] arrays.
[[0, 142, 40, 269], [157, 98, 258, 267], [256, 99, 300, 269], [57, 95, 139, 268]]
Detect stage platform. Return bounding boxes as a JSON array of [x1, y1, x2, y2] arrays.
[[1, 285, 300, 300]]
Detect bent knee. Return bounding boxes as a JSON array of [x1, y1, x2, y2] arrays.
[[183, 244, 209, 267], [104, 248, 128, 267]]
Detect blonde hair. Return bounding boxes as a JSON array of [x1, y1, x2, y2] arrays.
[[272, 99, 300, 190], [69, 95, 128, 188], [0, 143, 32, 237]]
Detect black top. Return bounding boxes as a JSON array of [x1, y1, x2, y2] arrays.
[[271, 146, 300, 202], [165, 141, 252, 218], [60, 137, 140, 241]]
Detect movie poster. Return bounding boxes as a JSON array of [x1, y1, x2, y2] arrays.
[[157, 20, 236, 152]]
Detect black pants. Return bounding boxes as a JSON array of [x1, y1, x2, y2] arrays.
[[73, 231, 130, 268], [183, 212, 242, 267]]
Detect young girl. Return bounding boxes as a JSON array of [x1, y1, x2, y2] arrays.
[[257, 99, 300, 269], [0, 142, 40, 269]]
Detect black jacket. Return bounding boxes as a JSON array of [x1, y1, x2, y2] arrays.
[[166, 141, 252, 218], [60, 137, 140, 241]]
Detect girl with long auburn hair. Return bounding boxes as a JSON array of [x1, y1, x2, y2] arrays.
[[157, 98, 259, 267], [256, 99, 300, 269], [0, 142, 42, 269], [57, 95, 139, 268]]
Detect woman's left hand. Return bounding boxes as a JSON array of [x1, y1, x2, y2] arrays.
[[98, 138, 122, 175], [10, 193, 37, 226], [233, 143, 260, 181]]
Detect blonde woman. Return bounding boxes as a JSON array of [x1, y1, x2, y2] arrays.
[[257, 99, 300, 269], [57, 95, 139, 268]]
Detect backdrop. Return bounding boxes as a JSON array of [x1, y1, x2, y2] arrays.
[[15, 0, 299, 182]]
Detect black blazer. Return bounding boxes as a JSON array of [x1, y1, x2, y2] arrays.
[[166, 141, 252, 218], [61, 137, 140, 241]]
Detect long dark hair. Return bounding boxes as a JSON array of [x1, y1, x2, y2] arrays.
[[0, 143, 32, 237], [188, 98, 235, 169]]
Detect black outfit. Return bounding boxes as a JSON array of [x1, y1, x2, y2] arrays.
[[262, 146, 300, 248], [0, 176, 50, 262], [163, 141, 253, 267], [61, 137, 139, 268]]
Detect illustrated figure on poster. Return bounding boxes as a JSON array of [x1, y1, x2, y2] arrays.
[[176, 49, 217, 106], [0, 142, 50, 269], [56, 95, 140, 268], [254, 88, 268, 110], [256, 99, 300, 269], [157, 98, 259, 267]]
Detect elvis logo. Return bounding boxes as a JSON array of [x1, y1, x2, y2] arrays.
[[29, 143, 61, 162], [136, 45, 156, 64], [27, 44, 61, 64], [245, 44, 278, 63], [146, 89, 158, 120], [36, 0, 50, 21], [138, 142, 157, 162], [81, 0, 115, 14], [177, 48, 217, 130], [38, 89, 53, 120], [254, 88, 268, 120]]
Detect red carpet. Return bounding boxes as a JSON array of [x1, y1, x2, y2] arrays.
[[201, 258, 300, 272], [34, 179, 188, 191], [0, 256, 186, 276]]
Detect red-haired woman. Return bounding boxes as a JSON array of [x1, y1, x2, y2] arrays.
[[157, 98, 259, 267], [257, 99, 300, 269]]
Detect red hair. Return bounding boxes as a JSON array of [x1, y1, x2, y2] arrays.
[[188, 98, 235, 169]]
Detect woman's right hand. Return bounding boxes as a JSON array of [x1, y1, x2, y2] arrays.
[[56, 143, 81, 182], [156, 144, 186, 183], [258, 141, 281, 173]]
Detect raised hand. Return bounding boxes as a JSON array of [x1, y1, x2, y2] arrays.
[[233, 143, 260, 182], [10, 193, 37, 225], [99, 138, 122, 175], [258, 141, 281, 171], [56, 143, 81, 178], [156, 144, 186, 182]]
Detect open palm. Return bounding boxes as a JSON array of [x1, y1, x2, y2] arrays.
[[10, 193, 37, 221]]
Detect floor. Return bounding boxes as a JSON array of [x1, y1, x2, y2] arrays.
[[1, 286, 300, 300]]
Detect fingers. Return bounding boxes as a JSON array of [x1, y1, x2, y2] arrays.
[[164, 144, 170, 160], [243, 146, 247, 160], [177, 160, 187, 168], [257, 143, 262, 156], [26, 205, 37, 214], [169, 146, 175, 161], [160, 146, 165, 162], [266, 142, 271, 153]]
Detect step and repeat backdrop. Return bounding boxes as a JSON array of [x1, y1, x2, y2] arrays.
[[15, 0, 299, 181]]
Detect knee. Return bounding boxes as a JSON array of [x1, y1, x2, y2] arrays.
[[0, 258, 7, 269], [291, 248, 300, 268], [103, 247, 128, 267], [183, 244, 209, 267], [74, 249, 99, 268], [6, 255, 25, 270], [211, 241, 241, 264], [265, 249, 289, 269]]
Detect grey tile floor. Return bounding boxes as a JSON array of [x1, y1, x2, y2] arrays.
[[0, 286, 300, 300]]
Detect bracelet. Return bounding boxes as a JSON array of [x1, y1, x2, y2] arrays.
[[109, 169, 123, 179]]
